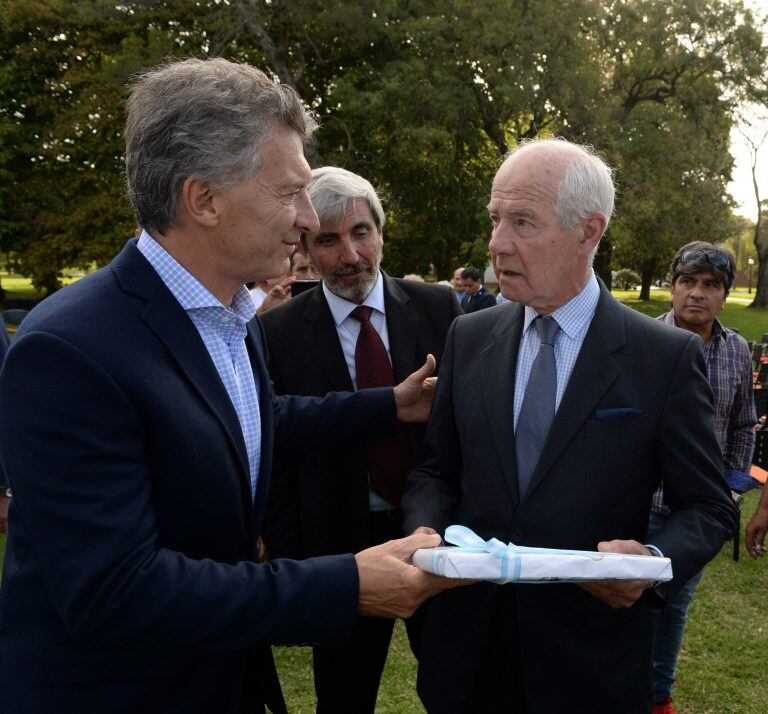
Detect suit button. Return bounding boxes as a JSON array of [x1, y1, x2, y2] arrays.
[[512, 530, 523, 542]]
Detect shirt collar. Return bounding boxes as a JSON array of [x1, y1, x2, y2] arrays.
[[522, 270, 600, 340], [137, 230, 255, 322], [663, 310, 728, 342], [323, 271, 386, 327]]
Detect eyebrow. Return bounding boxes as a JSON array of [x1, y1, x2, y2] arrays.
[[277, 179, 305, 192], [314, 222, 373, 240], [313, 231, 339, 242], [486, 205, 536, 219]]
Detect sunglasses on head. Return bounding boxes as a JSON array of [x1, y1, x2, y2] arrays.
[[679, 249, 730, 271]]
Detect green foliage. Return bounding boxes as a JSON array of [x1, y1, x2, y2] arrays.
[[1, 0, 766, 286], [614, 268, 642, 290]]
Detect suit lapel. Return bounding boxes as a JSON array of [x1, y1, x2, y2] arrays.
[[300, 286, 354, 391], [246, 319, 276, 535], [480, 303, 525, 507], [520, 285, 625, 504], [112, 241, 252, 504], [383, 275, 420, 382]]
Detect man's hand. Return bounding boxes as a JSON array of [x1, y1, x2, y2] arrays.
[[745, 488, 768, 558], [393, 355, 437, 422], [256, 275, 296, 315], [412, 526, 438, 536], [355, 532, 464, 618], [579, 539, 653, 609], [0, 494, 9, 534]]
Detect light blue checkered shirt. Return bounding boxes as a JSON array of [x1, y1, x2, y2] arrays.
[[513, 271, 600, 430], [137, 231, 261, 500]]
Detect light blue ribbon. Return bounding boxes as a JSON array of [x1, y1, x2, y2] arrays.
[[442, 525, 521, 583], [441, 525, 611, 584]]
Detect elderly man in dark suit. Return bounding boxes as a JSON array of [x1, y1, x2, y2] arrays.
[[0, 58, 457, 714], [260, 166, 462, 712], [402, 138, 737, 713]]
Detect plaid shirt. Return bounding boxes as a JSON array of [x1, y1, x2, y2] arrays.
[[651, 311, 756, 514], [137, 232, 261, 500]]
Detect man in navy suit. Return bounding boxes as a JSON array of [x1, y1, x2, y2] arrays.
[[459, 267, 497, 313], [0, 58, 455, 713]]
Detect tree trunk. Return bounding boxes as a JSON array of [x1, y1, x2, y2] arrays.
[[750, 242, 768, 308], [639, 262, 655, 301]]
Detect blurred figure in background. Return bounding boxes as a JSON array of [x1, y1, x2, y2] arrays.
[[649, 241, 756, 714], [460, 267, 496, 313]]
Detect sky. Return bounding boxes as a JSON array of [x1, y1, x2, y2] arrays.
[[728, 0, 768, 219]]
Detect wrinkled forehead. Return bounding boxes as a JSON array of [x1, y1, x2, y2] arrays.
[[491, 150, 565, 204]]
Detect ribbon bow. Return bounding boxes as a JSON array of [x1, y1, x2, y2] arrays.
[[443, 525, 523, 583], [442, 525, 612, 584]]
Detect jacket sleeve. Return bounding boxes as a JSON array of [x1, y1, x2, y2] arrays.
[[0, 330, 359, 650], [651, 334, 738, 591]]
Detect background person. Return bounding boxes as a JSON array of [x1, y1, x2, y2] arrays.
[[290, 249, 319, 281], [249, 273, 297, 314], [746, 485, 768, 558], [451, 266, 465, 304], [649, 241, 757, 714], [459, 267, 496, 312]]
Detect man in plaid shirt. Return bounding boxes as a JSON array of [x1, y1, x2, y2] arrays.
[[649, 241, 757, 714]]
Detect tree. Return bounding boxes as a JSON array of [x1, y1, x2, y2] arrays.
[[2, 0, 766, 289], [738, 116, 768, 307]]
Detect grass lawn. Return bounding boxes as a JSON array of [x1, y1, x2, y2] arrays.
[[0, 271, 82, 299]]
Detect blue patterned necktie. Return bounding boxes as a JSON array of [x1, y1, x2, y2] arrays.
[[516, 315, 560, 499]]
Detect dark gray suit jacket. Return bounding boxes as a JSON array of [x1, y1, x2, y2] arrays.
[[401, 282, 736, 713], [260, 273, 462, 559]]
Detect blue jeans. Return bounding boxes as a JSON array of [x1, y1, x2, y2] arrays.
[[647, 511, 705, 704]]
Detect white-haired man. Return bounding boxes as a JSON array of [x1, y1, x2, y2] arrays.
[[0, 58, 459, 713], [260, 166, 462, 712], [402, 139, 736, 713]]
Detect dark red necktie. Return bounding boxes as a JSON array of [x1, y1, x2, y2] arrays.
[[350, 305, 413, 507]]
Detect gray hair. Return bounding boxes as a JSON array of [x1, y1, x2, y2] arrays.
[[125, 57, 318, 234], [507, 138, 615, 232], [307, 166, 385, 230]]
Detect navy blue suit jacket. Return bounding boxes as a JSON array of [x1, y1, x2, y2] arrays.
[[0, 240, 395, 713]]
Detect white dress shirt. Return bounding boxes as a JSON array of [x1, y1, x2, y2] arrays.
[[322, 273, 395, 510]]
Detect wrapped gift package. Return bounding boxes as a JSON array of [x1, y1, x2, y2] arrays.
[[412, 525, 672, 584]]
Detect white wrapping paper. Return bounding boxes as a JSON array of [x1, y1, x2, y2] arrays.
[[412, 526, 672, 584]]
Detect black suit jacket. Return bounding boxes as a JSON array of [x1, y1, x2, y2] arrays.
[[461, 285, 496, 313], [401, 283, 736, 713], [0, 240, 396, 713], [260, 273, 462, 559]]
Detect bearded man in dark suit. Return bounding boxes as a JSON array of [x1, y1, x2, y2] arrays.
[[260, 166, 462, 712]]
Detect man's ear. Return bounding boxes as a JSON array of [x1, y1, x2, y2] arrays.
[[579, 213, 607, 251], [179, 177, 219, 228]]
